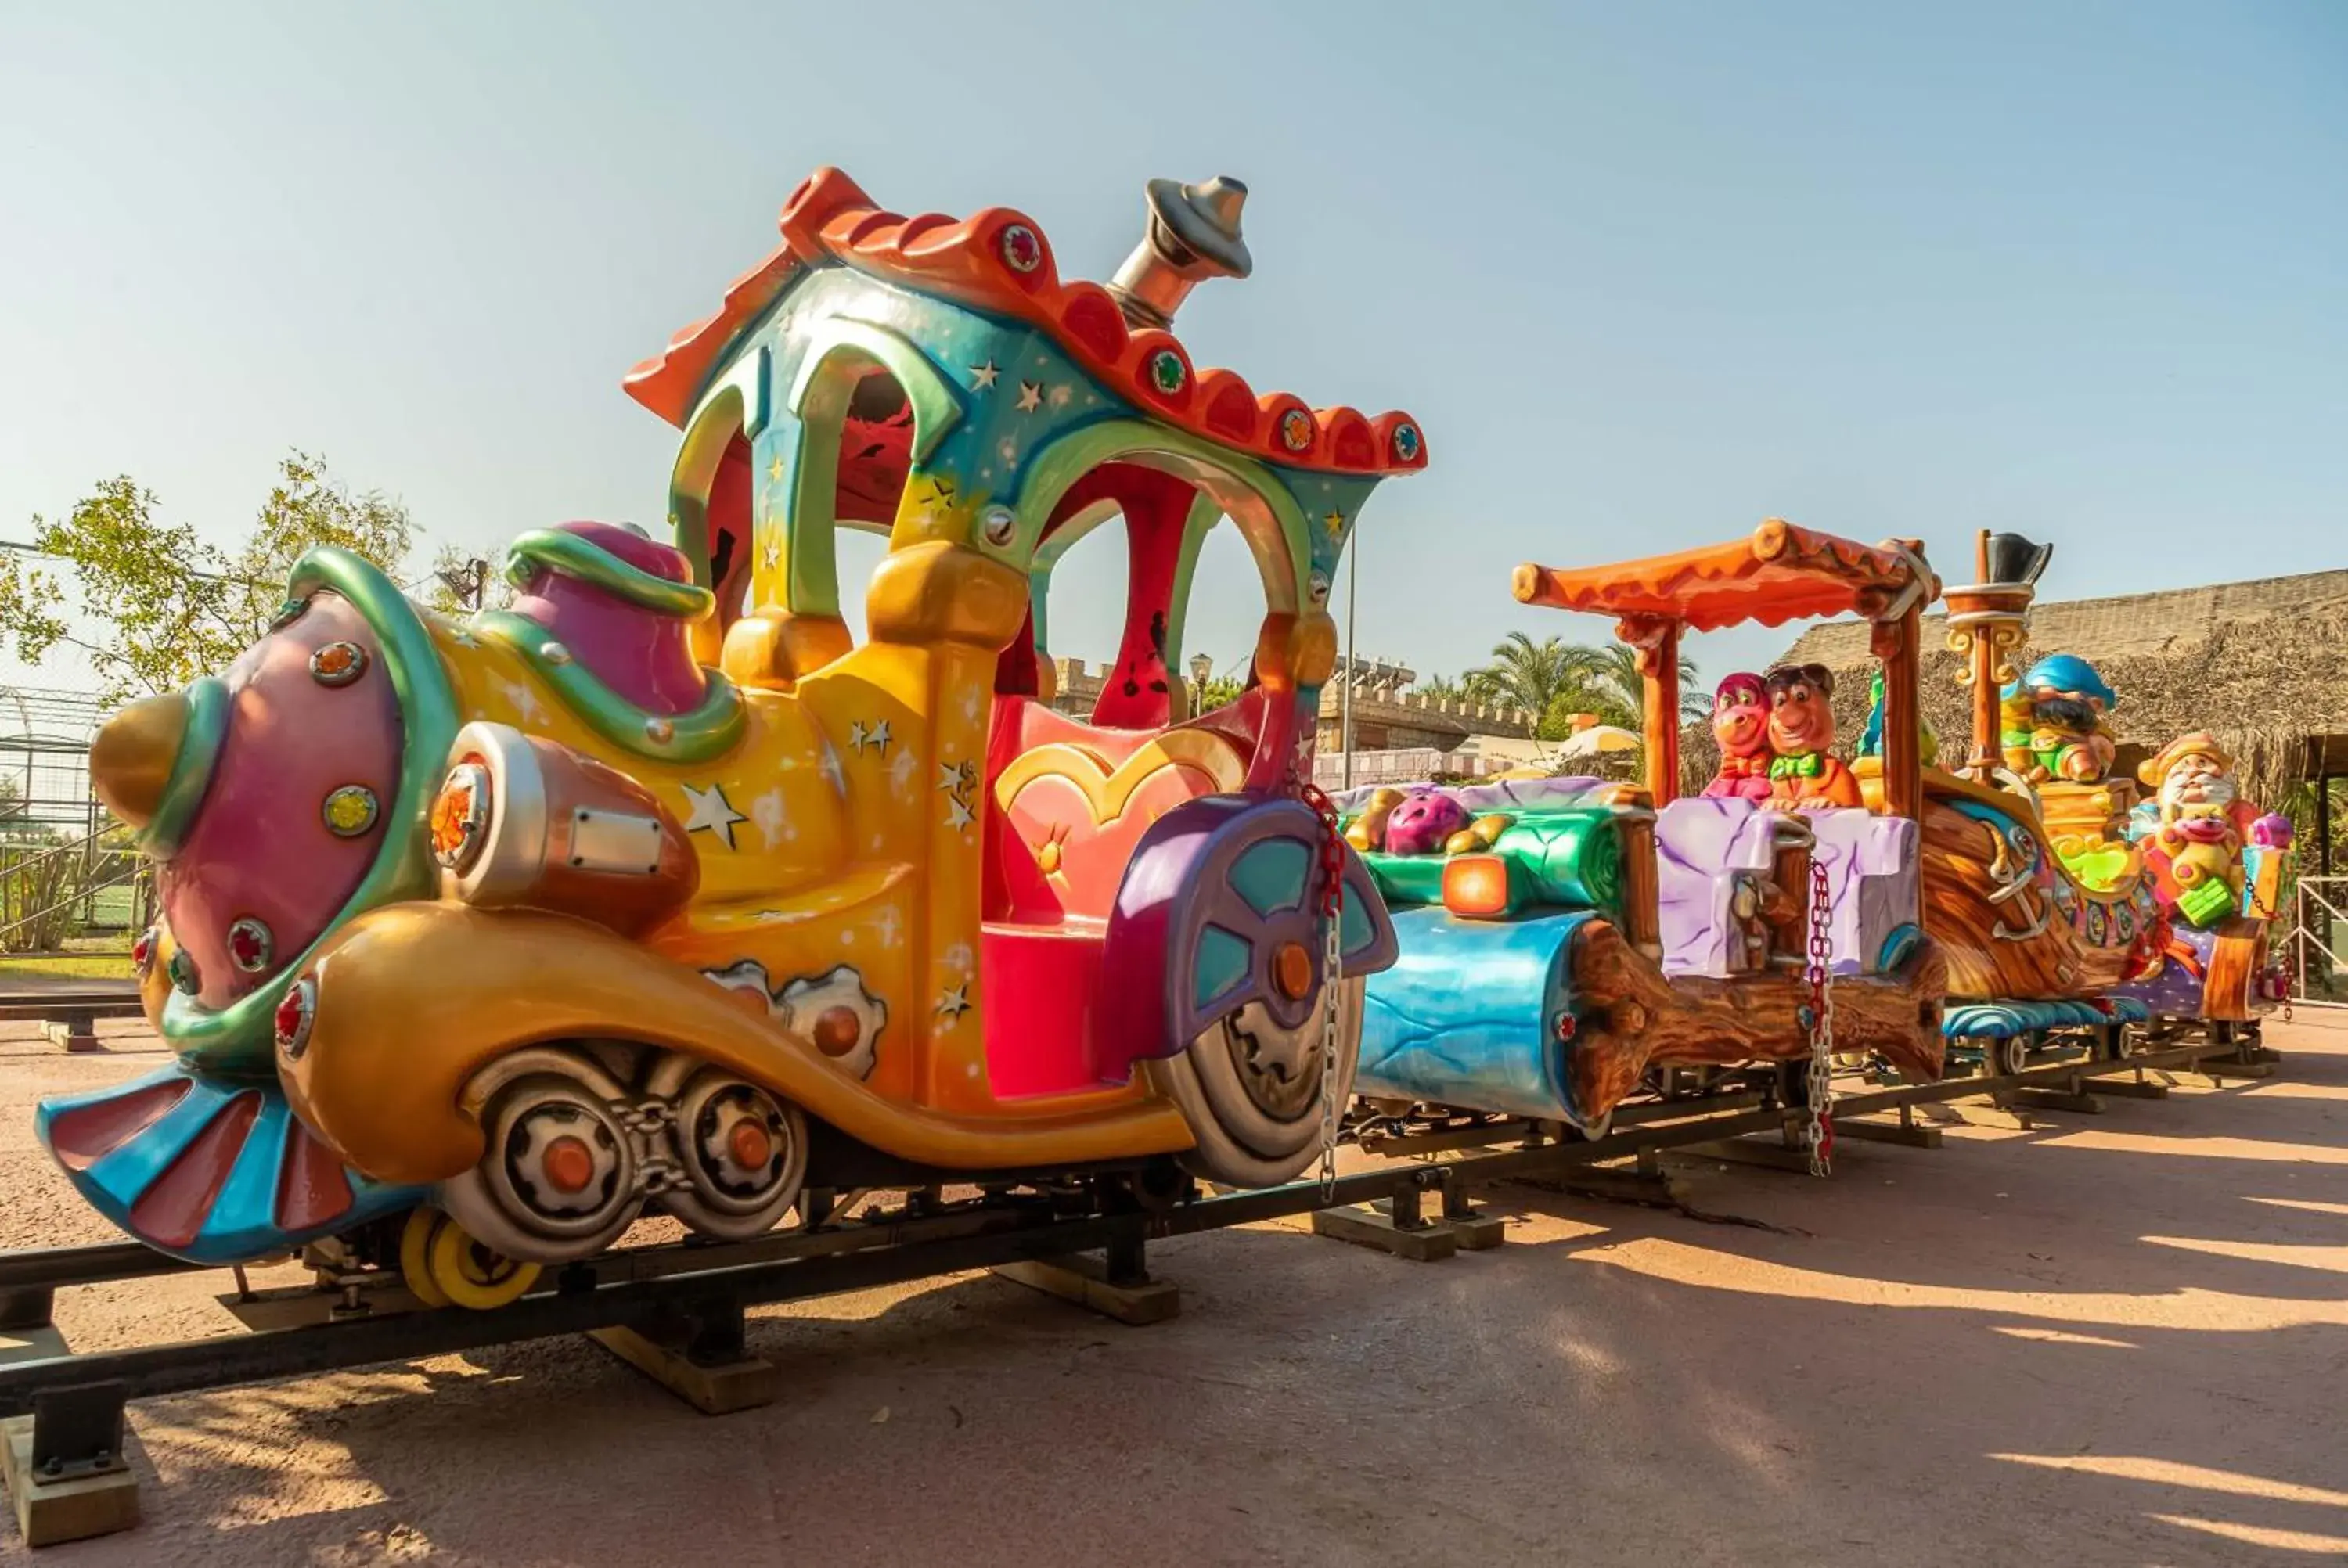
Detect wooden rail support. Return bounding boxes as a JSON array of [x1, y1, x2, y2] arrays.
[[590, 1300, 776, 1415], [2092, 1075, 2170, 1101], [2202, 1058, 2275, 1081], [0, 1295, 138, 1548], [992, 1235, 1182, 1326], [1665, 1136, 1820, 1174], [2008, 1087, 2105, 1114], [1835, 1104, 1945, 1149], [1311, 1184, 1460, 1261], [1435, 1176, 1507, 1250]]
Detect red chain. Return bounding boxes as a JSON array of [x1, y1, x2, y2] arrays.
[[1295, 780, 1347, 917]]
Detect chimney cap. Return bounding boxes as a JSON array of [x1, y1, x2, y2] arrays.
[[1144, 176, 1252, 279]]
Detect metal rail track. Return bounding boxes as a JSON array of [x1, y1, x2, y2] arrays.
[[0, 1030, 2267, 1522]]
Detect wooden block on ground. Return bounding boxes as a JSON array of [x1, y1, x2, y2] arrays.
[[992, 1253, 1181, 1326], [2090, 1077, 2170, 1100], [589, 1325, 778, 1415], [1835, 1117, 1944, 1149], [2008, 1088, 2105, 1114], [2202, 1059, 2275, 1080], [39, 1022, 99, 1055], [2, 1416, 139, 1548], [1664, 1137, 1819, 1174], [1429, 1207, 1507, 1250], [1942, 1102, 2036, 1131], [1310, 1204, 1459, 1262]]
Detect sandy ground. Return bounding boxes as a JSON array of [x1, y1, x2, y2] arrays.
[[2, 1016, 2346, 1566]]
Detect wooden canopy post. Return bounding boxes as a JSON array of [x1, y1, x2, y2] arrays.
[[1876, 601, 1925, 830], [1619, 616, 1681, 805], [1941, 530, 2032, 787]]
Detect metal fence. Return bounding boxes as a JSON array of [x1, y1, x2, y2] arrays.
[[2285, 874, 2348, 1009]]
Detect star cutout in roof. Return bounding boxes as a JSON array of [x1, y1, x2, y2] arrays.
[[971, 360, 1000, 390], [1016, 382, 1043, 413], [935, 981, 972, 1023]]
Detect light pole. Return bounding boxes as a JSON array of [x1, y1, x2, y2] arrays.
[[1187, 652, 1213, 717], [1340, 539, 1358, 790]]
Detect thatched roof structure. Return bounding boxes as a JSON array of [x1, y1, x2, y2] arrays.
[[1676, 568, 2348, 805]]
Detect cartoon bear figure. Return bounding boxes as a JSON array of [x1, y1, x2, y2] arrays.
[[1763, 664, 1862, 811]]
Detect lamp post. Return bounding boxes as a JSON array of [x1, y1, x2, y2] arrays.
[[1341, 541, 1358, 790], [1187, 652, 1213, 718]]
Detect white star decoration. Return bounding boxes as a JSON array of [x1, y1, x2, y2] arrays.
[[1047, 383, 1071, 408], [888, 746, 917, 797], [938, 761, 971, 793], [942, 941, 974, 974], [762, 534, 781, 571], [1016, 381, 1043, 413], [749, 786, 789, 848], [682, 782, 747, 851], [944, 794, 975, 832], [935, 981, 972, 1023], [495, 678, 546, 725], [848, 718, 892, 755], [971, 360, 999, 390], [872, 907, 902, 947]]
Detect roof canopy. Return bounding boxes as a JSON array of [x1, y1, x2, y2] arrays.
[[1511, 520, 1936, 634], [624, 167, 1428, 477]]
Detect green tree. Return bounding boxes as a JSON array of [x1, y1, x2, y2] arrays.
[[1194, 673, 1247, 712], [0, 453, 416, 703], [1415, 672, 1464, 702], [1464, 632, 1582, 717], [1565, 642, 1711, 725]]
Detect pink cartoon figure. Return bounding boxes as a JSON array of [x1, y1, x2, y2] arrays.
[[1702, 671, 1775, 801]]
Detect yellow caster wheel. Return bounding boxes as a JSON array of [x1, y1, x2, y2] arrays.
[[398, 1208, 452, 1308], [400, 1206, 541, 1311]]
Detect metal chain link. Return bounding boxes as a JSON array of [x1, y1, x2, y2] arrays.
[[1804, 857, 1836, 1178], [1296, 780, 1347, 1200]]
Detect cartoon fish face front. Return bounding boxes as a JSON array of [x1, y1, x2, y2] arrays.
[[86, 552, 446, 1065]]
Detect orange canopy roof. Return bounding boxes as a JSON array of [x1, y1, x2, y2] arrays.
[[1511, 519, 1936, 634], [624, 167, 1428, 477]]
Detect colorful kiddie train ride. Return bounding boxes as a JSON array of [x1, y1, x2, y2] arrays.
[[1341, 521, 1952, 1146], [45, 169, 1418, 1304]]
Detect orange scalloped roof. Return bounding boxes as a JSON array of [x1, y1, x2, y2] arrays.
[[623, 167, 1428, 477], [1511, 520, 1936, 634]]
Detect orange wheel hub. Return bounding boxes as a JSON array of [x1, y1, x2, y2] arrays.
[[1272, 940, 1314, 1000], [728, 1119, 774, 1171], [542, 1135, 595, 1194]]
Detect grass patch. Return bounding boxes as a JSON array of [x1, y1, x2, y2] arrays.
[[0, 954, 134, 983]]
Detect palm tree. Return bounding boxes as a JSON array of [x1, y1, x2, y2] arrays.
[[1467, 634, 1709, 732], [1567, 642, 1710, 724], [1463, 632, 1580, 716]]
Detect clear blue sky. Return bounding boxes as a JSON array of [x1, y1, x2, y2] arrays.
[[2, 1, 2342, 693]]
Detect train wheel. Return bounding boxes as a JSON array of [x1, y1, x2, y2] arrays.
[[423, 1215, 541, 1311], [440, 1046, 645, 1264], [1987, 1033, 2031, 1079], [398, 1207, 452, 1309], [1147, 980, 1363, 1189], [654, 1069, 808, 1242], [2100, 1022, 2138, 1062]]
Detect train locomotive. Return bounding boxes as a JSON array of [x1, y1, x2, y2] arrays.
[[43, 168, 1418, 1305]]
